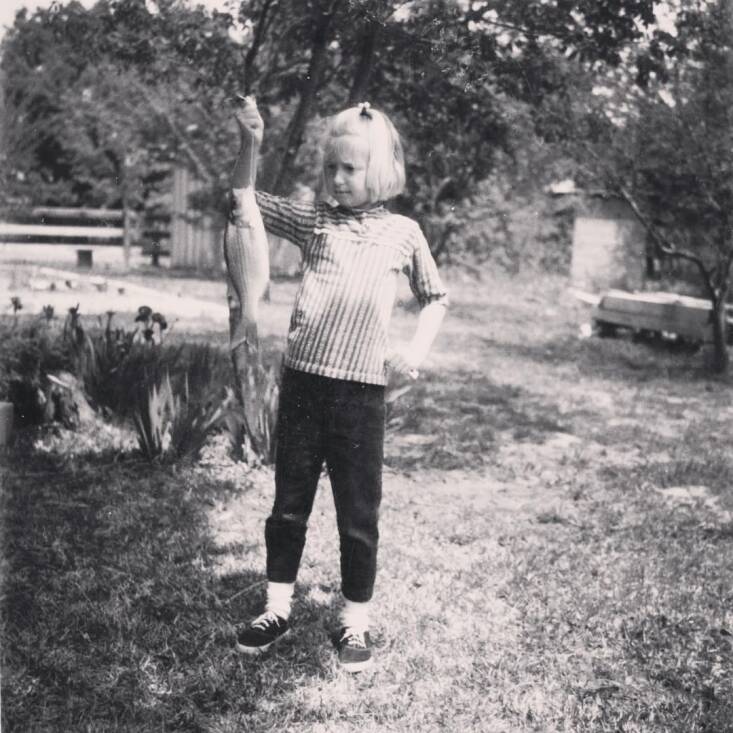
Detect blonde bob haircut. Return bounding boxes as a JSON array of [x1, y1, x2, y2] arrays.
[[321, 104, 406, 204]]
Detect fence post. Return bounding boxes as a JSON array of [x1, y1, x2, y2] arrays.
[[123, 204, 131, 270]]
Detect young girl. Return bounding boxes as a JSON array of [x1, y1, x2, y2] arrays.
[[231, 98, 448, 672]]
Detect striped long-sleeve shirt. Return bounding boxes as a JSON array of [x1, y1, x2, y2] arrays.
[[232, 190, 448, 386]]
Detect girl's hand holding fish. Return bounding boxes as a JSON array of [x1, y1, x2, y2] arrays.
[[232, 95, 264, 147]]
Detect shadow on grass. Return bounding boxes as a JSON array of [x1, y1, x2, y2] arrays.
[[0, 446, 328, 732], [385, 368, 578, 472], [493, 332, 724, 384], [598, 436, 733, 512]]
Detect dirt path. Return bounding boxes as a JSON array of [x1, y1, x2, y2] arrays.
[[205, 270, 732, 583]]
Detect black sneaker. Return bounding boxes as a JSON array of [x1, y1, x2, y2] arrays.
[[236, 611, 290, 655], [336, 626, 373, 672]]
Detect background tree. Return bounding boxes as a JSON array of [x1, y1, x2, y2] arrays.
[[0, 0, 687, 265], [570, 0, 733, 372]]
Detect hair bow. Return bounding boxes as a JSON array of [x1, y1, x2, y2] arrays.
[[358, 101, 372, 118]]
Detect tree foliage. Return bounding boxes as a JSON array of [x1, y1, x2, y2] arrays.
[[0, 0, 685, 270]]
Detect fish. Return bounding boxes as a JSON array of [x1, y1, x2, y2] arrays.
[[225, 186, 269, 350], [224, 97, 269, 350]]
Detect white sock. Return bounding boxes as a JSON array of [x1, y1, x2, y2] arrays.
[[340, 598, 371, 631], [265, 581, 294, 620]]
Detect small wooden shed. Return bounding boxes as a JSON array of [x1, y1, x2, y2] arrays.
[[169, 166, 225, 271], [550, 181, 648, 293]]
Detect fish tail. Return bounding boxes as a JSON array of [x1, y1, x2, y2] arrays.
[[230, 318, 259, 351]]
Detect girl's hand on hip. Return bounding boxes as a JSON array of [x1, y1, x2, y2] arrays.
[[232, 95, 264, 146], [386, 347, 421, 381]]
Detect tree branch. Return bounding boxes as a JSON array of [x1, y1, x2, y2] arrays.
[[724, 249, 733, 292], [615, 184, 715, 298], [464, 2, 580, 42], [677, 112, 726, 216], [431, 176, 455, 210], [243, 0, 277, 95]]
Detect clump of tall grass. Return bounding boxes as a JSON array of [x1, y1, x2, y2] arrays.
[[133, 372, 226, 462]]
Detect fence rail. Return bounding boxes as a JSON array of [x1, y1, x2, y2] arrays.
[[0, 223, 125, 241], [0, 206, 131, 267]]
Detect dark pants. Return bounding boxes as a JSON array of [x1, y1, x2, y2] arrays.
[[265, 368, 385, 602]]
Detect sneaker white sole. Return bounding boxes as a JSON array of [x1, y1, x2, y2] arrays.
[[340, 656, 373, 673], [235, 628, 291, 655]]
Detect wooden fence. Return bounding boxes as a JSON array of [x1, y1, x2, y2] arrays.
[[0, 207, 130, 268], [0, 169, 303, 274]]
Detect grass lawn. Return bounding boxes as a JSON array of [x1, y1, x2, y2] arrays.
[[1, 270, 732, 732]]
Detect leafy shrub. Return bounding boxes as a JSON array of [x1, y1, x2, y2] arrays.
[[174, 342, 232, 402], [0, 319, 73, 426], [70, 315, 136, 415], [1, 305, 237, 463], [424, 178, 573, 275]]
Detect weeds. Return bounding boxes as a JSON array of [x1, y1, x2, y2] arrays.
[[9, 295, 22, 319]]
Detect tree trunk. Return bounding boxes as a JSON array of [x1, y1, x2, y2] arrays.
[[347, 20, 380, 105], [709, 295, 730, 374], [269, 0, 343, 195]]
